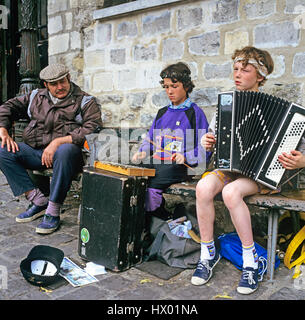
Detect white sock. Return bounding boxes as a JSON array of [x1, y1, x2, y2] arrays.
[[200, 240, 215, 261], [242, 243, 258, 269]]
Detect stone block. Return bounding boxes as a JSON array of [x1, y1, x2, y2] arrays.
[[96, 23, 112, 46], [212, 0, 239, 24], [140, 113, 156, 128], [243, 0, 276, 19], [224, 30, 249, 54], [203, 62, 232, 80], [110, 48, 126, 65], [292, 52, 305, 77], [190, 88, 219, 107], [117, 21, 138, 39], [133, 44, 157, 61], [70, 31, 82, 50], [268, 55, 285, 79], [48, 15, 63, 35], [117, 69, 137, 90], [285, 0, 305, 13], [98, 94, 123, 105], [127, 92, 147, 109], [142, 11, 171, 36], [84, 28, 95, 49], [152, 90, 170, 107], [60, 52, 83, 73], [254, 21, 300, 48], [65, 12, 73, 30], [188, 31, 220, 56], [70, 0, 79, 9], [48, 0, 68, 15], [48, 34, 70, 55], [177, 7, 203, 31], [188, 61, 198, 80], [101, 108, 113, 124], [162, 38, 184, 60], [93, 72, 114, 92], [120, 112, 136, 122], [266, 83, 303, 105], [137, 66, 162, 89], [84, 50, 105, 69]]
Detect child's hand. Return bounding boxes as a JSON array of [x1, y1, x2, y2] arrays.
[[201, 133, 216, 152], [132, 151, 147, 163], [171, 153, 185, 164], [278, 150, 305, 170]]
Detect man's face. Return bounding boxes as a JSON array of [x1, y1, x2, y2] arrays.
[[44, 75, 71, 99]]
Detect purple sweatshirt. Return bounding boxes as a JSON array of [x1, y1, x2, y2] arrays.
[[139, 102, 211, 165]]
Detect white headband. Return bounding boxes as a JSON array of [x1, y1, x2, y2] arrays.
[[234, 57, 268, 78]]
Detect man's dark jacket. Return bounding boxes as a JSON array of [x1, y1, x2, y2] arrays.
[[0, 82, 103, 148]]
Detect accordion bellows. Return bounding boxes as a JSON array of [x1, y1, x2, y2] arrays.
[[215, 91, 305, 189]]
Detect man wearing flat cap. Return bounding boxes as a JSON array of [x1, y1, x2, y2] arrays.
[[0, 64, 103, 234]]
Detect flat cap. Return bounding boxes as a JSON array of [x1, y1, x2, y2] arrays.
[[40, 64, 70, 82]]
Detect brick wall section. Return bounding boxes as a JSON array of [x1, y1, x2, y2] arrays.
[[48, 0, 305, 128]]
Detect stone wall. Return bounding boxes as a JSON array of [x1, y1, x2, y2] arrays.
[[47, 0, 305, 128]]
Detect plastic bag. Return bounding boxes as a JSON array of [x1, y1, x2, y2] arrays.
[[218, 232, 280, 281]]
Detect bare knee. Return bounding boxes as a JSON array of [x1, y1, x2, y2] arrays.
[[196, 178, 218, 202], [222, 184, 243, 210]]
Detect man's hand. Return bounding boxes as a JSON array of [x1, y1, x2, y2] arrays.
[[42, 136, 72, 168], [41, 140, 58, 168], [278, 150, 305, 170], [201, 133, 216, 152], [0, 127, 19, 153]]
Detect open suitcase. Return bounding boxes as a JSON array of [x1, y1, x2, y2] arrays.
[[78, 166, 149, 271]]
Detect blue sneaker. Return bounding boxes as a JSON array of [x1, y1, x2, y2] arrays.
[[191, 252, 221, 286], [36, 214, 60, 234], [237, 267, 259, 294], [16, 203, 48, 223]]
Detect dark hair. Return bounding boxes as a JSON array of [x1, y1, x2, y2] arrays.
[[160, 62, 195, 96]]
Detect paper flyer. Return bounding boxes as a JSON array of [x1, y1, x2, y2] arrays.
[[59, 257, 98, 287]]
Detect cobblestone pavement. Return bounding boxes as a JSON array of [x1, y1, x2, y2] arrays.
[[0, 172, 304, 304]]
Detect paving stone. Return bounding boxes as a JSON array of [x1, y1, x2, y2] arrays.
[[58, 284, 107, 300], [269, 286, 305, 300], [100, 275, 135, 292], [114, 286, 163, 300]]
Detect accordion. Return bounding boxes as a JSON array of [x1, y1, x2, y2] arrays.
[[214, 91, 305, 190]]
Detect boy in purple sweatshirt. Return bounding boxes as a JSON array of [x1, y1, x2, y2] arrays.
[[132, 62, 211, 220]]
